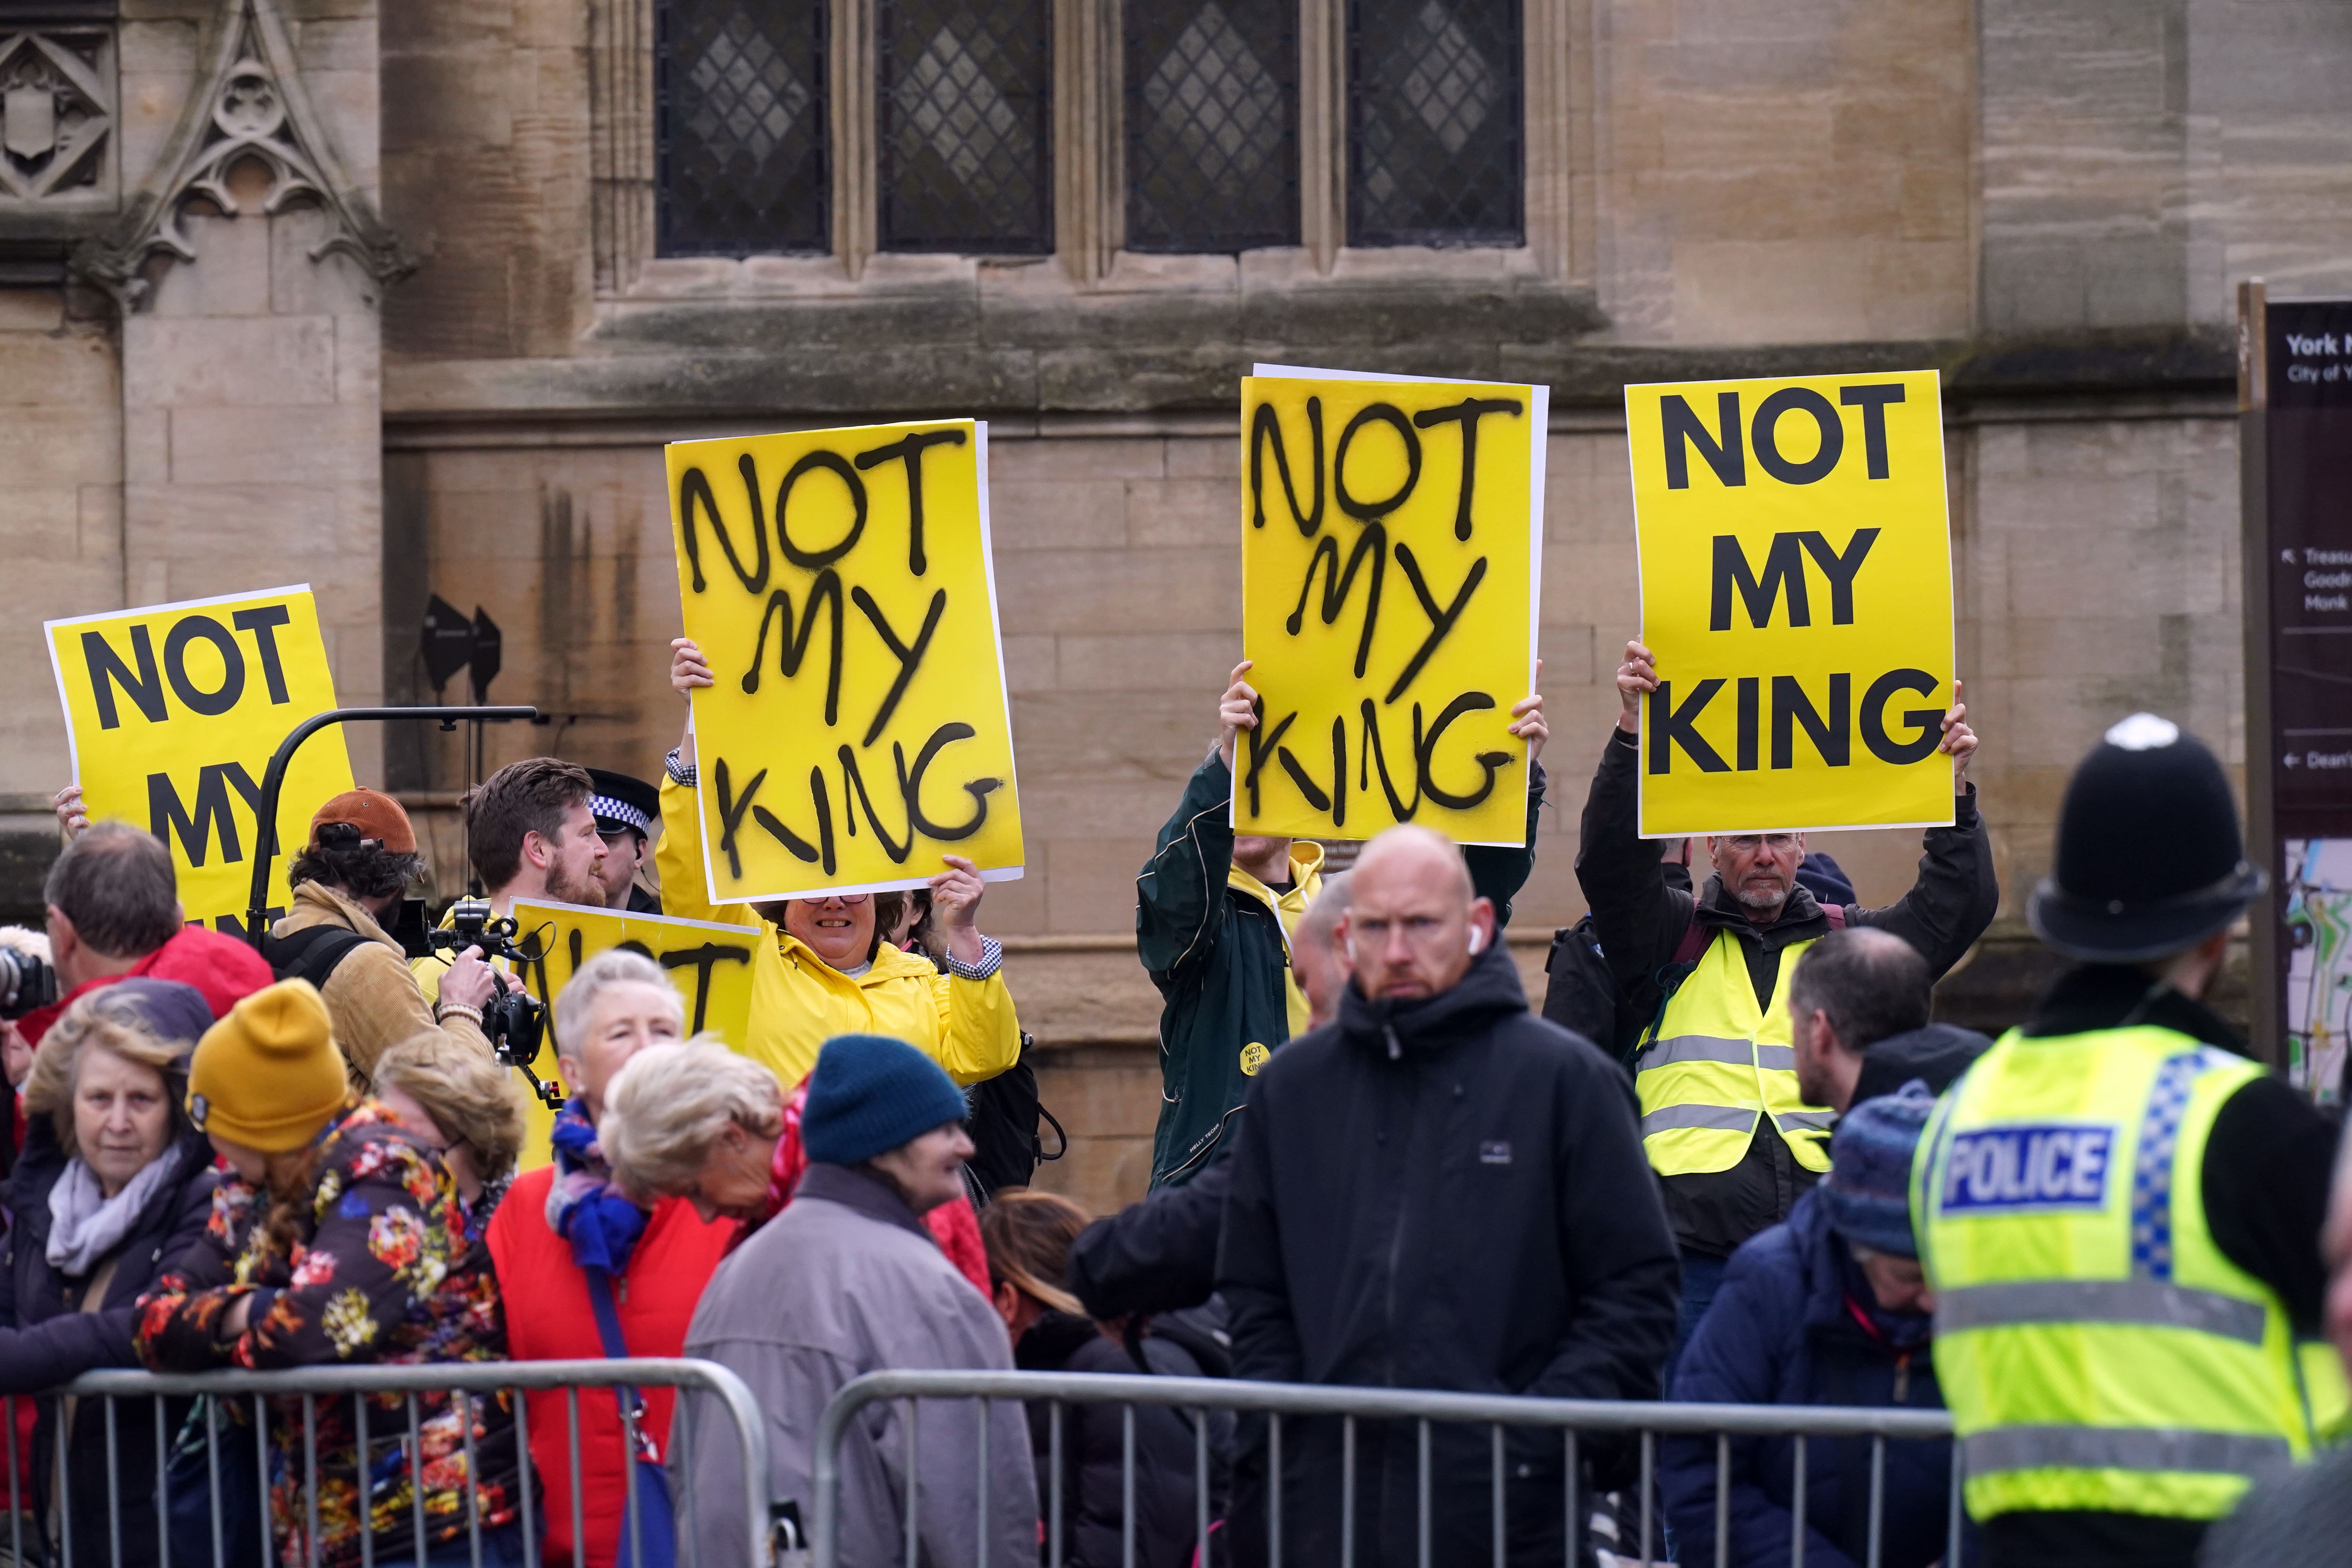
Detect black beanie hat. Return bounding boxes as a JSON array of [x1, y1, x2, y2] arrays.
[[2027, 713, 2265, 963]]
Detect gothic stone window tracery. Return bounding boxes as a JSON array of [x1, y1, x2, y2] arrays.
[[0, 26, 115, 212]]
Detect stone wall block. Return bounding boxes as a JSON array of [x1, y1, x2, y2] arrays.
[[124, 316, 337, 407], [1010, 691, 1210, 779], [1014, 779, 1215, 840], [0, 490, 83, 556], [991, 437, 1166, 484], [975, 857, 1047, 936], [994, 548, 1241, 636], [270, 217, 382, 319], [1052, 632, 1238, 695], [1164, 436, 1238, 480], [1536, 623, 1598, 687], [75, 485, 123, 561], [117, 17, 204, 186], [1125, 477, 1236, 550], [999, 634, 1058, 694], [0, 291, 65, 332], [0, 333, 118, 407], [122, 409, 169, 486], [124, 481, 363, 560], [987, 479, 1128, 552], [289, 15, 377, 74], [0, 410, 120, 490], [149, 215, 274, 318], [1045, 840, 1158, 935], [166, 403, 381, 486], [333, 313, 383, 408]]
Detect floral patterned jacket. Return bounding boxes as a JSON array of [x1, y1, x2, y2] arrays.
[[134, 1100, 519, 1568]]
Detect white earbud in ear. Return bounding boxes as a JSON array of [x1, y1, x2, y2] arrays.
[[1466, 928, 1485, 956]]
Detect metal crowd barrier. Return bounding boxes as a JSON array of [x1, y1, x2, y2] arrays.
[[0, 1357, 766, 1568], [811, 1369, 1960, 1568]]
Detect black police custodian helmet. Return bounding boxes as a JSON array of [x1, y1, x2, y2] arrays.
[[584, 768, 659, 842], [2027, 713, 2266, 964]]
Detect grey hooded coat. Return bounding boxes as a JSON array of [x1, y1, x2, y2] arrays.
[[674, 1164, 1038, 1567]]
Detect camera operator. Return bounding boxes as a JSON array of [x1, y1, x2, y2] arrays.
[[266, 788, 497, 1086], [2, 822, 273, 1173], [412, 758, 608, 1166]]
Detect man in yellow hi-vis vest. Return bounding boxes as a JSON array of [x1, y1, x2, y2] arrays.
[[1915, 713, 2339, 1568], [1576, 640, 1996, 1370]]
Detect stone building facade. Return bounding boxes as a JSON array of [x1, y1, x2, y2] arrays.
[[4, 0, 2350, 1208]]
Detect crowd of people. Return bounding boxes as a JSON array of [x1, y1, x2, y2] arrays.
[[0, 631, 2338, 1568]]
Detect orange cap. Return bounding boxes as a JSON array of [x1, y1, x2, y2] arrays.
[[309, 787, 417, 854]]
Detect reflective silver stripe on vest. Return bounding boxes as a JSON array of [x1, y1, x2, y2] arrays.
[[1637, 1037, 1796, 1073], [1777, 1110, 1836, 1133], [1962, 1425, 2291, 1480], [1641, 1104, 1758, 1137], [1935, 1280, 2269, 1347]]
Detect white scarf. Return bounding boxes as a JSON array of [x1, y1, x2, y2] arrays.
[[46, 1152, 177, 1279]]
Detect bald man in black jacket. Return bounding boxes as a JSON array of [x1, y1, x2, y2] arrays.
[[1218, 826, 1678, 1566]]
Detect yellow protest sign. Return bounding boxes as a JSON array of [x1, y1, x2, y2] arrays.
[[1238, 365, 1545, 844], [508, 900, 760, 1052], [1625, 370, 1955, 836], [46, 586, 354, 935], [665, 419, 1024, 903]]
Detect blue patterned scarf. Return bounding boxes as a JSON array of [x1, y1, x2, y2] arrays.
[[545, 1097, 649, 1275]]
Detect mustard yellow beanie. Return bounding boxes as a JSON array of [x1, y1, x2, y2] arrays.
[[187, 978, 348, 1153]]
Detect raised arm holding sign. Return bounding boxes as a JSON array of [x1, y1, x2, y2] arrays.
[[663, 418, 1024, 904], [45, 585, 355, 938], [654, 636, 1021, 1094], [1578, 370, 2000, 1371], [1234, 366, 1547, 845]]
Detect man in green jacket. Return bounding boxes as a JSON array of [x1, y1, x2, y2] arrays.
[[1138, 660, 1548, 1187]]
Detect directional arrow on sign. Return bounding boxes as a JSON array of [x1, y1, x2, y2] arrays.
[[2285, 549, 2299, 563], [2286, 753, 2303, 768]]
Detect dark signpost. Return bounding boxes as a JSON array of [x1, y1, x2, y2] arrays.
[[2241, 281, 2352, 1097]]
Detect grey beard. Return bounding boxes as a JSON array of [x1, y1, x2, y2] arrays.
[[1733, 881, 1788, 913]]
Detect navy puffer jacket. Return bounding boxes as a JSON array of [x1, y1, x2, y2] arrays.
[[1661, 1191, 1972, 1568], [0, 1117, 217, 1567]]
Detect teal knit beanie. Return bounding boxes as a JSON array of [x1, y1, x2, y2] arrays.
[[1818, 1080, 1939, 1258], [801, 1033, 967, 1166]]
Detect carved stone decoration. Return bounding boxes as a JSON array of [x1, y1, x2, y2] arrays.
[[0, 27, 115, 211], [74, 0, 411, 306]]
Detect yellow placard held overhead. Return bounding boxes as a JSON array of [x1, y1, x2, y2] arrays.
[[1238, 365, 1546, 844], [508, 900, 759, 1052], [1626, 370, 1955, 837], [666, 419, 1024, 904], [47, 586, 354, 936]]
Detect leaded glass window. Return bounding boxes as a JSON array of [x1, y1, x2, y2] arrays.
[[1345, 0, 1522, 247], [656, 0, 830, 256], [1124, 0, 1298, 253], [877, 0, 1053, 253]]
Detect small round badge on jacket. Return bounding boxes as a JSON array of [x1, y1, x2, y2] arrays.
[[1240, 1042, 1269, 1076]]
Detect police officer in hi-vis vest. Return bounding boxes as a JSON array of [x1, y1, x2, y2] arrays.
[[1915, 713, 2342, 1568], [1577, 641, 1999, 1368]]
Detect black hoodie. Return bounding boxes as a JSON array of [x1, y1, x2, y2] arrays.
[[1217, 944, 1680, 1565]]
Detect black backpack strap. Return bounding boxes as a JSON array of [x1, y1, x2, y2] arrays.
[[261, 924, 373, 990]]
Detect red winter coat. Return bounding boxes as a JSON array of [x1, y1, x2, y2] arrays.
[[20, 926, 274, 1045], [486, 1166, 736, 1568]]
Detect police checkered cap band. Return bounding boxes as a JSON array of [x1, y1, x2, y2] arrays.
[[590, 795, 652, 836]]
